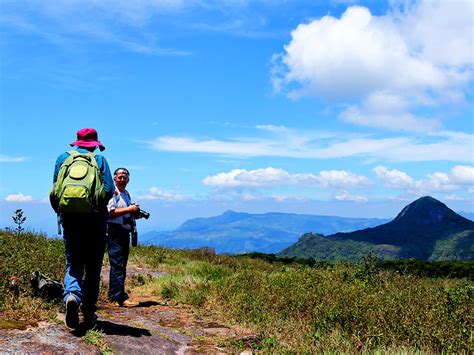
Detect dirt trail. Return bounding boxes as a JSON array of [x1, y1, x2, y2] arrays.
[[0, 266, 254, 354]]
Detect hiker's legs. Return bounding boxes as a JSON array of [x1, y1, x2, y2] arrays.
[[107, 229, 130, 302], [62, 219, 84, 303], [81, 217, 107, 317]]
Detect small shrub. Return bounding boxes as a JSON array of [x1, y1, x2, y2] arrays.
[[12, 209, 26, 235]]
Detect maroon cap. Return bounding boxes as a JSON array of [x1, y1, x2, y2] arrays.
[[70, 128, 105, 151]]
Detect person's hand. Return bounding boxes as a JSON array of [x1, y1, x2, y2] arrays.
[[129, 204, 140, 214]]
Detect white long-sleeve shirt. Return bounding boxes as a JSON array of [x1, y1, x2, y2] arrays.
[[107, 187, 133, 230]]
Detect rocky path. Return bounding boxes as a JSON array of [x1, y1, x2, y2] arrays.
[[0, 266, 254, 354]]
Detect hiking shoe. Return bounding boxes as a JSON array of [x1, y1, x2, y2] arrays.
[[83, 313, 98, 328], [111, 299, 139, 307], [65, 294, 79, 329]]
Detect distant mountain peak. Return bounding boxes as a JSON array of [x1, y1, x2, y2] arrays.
[[279, 196, 474, 261], [222, 210, 238, 215], [393, 196, 467, 227]]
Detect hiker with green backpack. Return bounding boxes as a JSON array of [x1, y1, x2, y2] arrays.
[[50, 128, 114, 329]]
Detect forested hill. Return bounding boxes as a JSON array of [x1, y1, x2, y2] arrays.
[[278, 196, 474, 261], [141, 211, 389, 254]]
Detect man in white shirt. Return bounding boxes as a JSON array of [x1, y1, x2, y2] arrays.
[[106, 167, 139, 307]]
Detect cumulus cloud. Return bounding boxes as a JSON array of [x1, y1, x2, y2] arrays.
[[274, 6, 445, 99], [5, 193, 33, 202], [318, 170, 371, 188], [203, 167, 292, 188], [374, 165, 474, 194], [202, 167, 370, 189], [399, 0, 474, 67], [373, 165, 414, 188], [420, 172, 457, 192], [450, 165, 474, 185], [272, 1, 473, 131], [138, 187, 184, 201]]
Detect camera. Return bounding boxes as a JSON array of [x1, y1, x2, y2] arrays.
[[136, 208, 150, 219]]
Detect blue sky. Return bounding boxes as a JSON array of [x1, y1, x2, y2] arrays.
[[1, 0, 473, 235]]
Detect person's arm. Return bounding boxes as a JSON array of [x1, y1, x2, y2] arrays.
[[96, 156, 114, 200], [52, 152, 69, 182], [109, 204, 139, 218], [51, 153, 68, 214]]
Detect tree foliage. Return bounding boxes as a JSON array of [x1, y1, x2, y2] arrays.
[[12, 209, 26, 235]]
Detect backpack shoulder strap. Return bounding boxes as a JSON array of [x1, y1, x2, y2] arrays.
[[66, 149, 96, 163], [67, 149, 95, 156]]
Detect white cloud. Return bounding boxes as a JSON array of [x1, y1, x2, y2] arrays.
[[340, 92, 442, 132], [373, 165, 414, 188], [272, 1, 473, 131], [203, 167, 292, 188], [374, 165, 474, 194], [5, 193, 33, 202], [399, 0, 474, 67], [147, 128, 474, 163], [334, 190, 368, 202], [420, 172, 457, 192], [149, 136, 288, 157], [318, 170, 371, 188], [450, 165, 474, 185], [138, 187, 184, 201], [274, 5, 451, 99], [0, 154, 29, 163], [202, 167, 370, 189]]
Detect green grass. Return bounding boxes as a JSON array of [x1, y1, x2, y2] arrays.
[[82, 329, 112, 354], [0, 230, 65, 322], [2, 231, 472, 352], [131, 245, 473, 353]]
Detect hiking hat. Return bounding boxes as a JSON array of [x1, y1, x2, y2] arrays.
[[70, 128, 105, 151]]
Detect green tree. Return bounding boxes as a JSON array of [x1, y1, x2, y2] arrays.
[[12, 209, 26, 235]]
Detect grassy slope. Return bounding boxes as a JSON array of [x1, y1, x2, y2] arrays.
[[1, 231, 472, 353], [0, 231, 65, 325], [129, 245, 473, 353]]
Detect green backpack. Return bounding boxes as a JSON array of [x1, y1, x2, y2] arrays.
[[50, 150, 105, 214]]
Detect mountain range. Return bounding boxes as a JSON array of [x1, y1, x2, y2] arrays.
[[141, 211, 389, 254], [278, 196, 474, 261]]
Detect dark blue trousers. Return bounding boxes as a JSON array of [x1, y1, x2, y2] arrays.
[[106, 227, 130, 302], [62, 214, 107, 317]]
